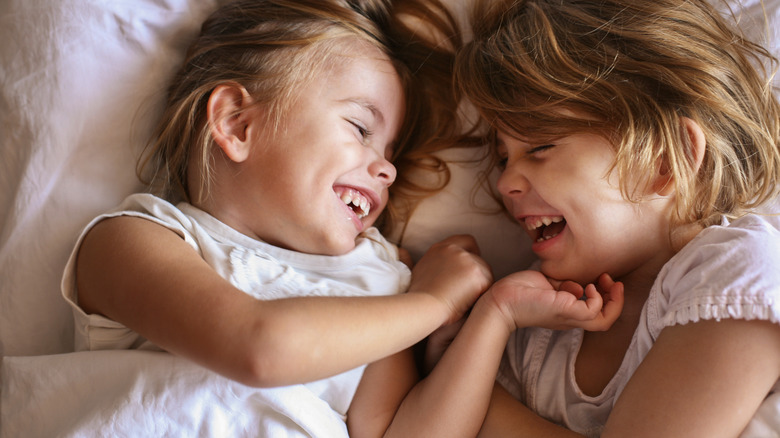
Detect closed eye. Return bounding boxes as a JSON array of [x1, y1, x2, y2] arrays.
[[349, 120, 373, 143], [527, 144, 554, 156], [496, 155, 508, 170]]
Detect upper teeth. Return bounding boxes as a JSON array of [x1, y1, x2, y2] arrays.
[[340, 189, 371, 219], [524, 215, 563, 230]]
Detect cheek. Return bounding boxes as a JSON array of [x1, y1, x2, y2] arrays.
[[493, 182, 515, 211], [501, 195, 513, 212]]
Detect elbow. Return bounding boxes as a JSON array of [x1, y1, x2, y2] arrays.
[[236, 354, 287, 388], [225, 332, 299, 388], [210, 302, 311, 388]]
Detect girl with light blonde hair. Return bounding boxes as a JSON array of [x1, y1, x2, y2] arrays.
[[450, 0, 780, 435]]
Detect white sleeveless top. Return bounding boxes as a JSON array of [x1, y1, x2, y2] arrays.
[[61, 193, 411, 436]]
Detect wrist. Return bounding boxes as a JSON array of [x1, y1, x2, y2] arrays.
[[473, 288, 516, 337], [407, 289, 455, 327]]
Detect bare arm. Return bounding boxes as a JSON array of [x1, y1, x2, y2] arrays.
[[372, 294, 513, 437], [479, 384, 585, 438], [478, 318, 780, 437], [603, 318, 780, 437], [75, 216, 490, 387], [347, 270, 623, 437]]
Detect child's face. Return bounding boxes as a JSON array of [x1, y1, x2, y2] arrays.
[[495, 129, 675, 285], [229, 45, 404, 256]]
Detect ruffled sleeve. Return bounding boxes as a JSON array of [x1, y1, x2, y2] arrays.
[[646, 213, 780, 340]]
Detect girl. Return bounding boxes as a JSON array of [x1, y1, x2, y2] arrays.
[[61, 0, 621, 436], [453, 0, 780, 436], [63, 0, 495, 436]]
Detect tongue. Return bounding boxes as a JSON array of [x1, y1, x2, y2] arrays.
[[542, 220, 566, 239]]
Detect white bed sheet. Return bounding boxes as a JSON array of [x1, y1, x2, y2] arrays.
[[1, 350, 352, 438], [0, 0, 226, 357]]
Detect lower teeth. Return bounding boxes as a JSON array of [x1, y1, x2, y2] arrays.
[[537, 234, 557, 242]]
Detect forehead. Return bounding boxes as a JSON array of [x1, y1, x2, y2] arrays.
[[323, 39, 401, 85], [318, 42, 405, 120], [493, 106, 607, 143]]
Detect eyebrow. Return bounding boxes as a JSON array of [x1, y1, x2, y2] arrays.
[[342, 97, 401, 158], [343, 98, 384, 125]]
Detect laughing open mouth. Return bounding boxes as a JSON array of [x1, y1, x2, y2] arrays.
[[524, 216, 566, 242], [336, 187, 371, 219]]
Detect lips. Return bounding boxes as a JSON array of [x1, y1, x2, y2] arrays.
[[524, 215, 566, 242], [334, 187, 371, 219]]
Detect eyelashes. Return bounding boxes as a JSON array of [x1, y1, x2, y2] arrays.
[[528, 144, 554, 155], [349, 120, 373, 143], [496, 143, 555, 170], [497, 155, 508, 170]]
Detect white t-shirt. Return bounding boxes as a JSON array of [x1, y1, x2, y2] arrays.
[[61, 193, 411, 435], [497, 209, 780, 437]]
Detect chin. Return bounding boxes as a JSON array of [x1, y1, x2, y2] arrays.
[[321, 238, 358, 257], [540, 263, 600, 285]]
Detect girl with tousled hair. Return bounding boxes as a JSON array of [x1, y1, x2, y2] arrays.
[[439, 0, 780, 435], [59, 0, 560, 435], [140, 0, 473, 233], [65, 0, 621, 434]]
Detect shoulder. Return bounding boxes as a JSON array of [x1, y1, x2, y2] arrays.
[[648, 212, 780, 334], [62, 194, 200, 304], [77, 196, 203, 282], [82, 193, 218, 252], [671, 212, 780, 285], [111, 193, 195, 234]]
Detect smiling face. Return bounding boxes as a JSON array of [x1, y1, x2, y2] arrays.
[[205, 42, 405, 256], [495, 129, 677, 285]]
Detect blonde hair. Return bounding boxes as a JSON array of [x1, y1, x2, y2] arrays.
[[139, 0, 464, 231], [456, 0, 780, 227]]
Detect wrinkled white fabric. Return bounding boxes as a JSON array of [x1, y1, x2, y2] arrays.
[[1, 350, 358, 438], [3, 193, 411, 437]]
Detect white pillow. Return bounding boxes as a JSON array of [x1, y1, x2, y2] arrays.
[[0, 0, 225, 356]]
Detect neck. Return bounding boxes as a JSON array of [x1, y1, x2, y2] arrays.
[[617, 220, 704, 320], [615, 268, 659, 323]]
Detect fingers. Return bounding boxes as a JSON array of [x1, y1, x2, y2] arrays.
[[499, 271, 624, 332], [409, 234, 493, 325], [434, 234, 482, 256], [594, 273, 624, 320], [579, 279, 624, 331], [596, 272, 615, 290], [580, 284, 605, 321], [600, 280, 624, 326], [558, 280, 584, 299], [397, 247, 413, 268]]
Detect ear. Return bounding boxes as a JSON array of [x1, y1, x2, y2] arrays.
[[652, 117, 706, 196], [207, 83, 256, 163]]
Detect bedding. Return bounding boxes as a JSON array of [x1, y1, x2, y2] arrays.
[[0, 0, 778, 436]]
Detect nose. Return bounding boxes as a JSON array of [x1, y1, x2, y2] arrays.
[[370, 156, 397, 187], [496, 164, 529, 199]]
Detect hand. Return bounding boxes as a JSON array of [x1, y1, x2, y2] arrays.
[[407, 235, 493, 324], [488, 271, 623, 332], [398, 247, 413, 269]]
